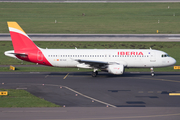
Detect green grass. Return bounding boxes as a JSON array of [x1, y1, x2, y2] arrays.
[[0, 89, 59, 107], [0, 2, 180, 34], [1, 41, 180, 72], [0, 66, 92, 72]]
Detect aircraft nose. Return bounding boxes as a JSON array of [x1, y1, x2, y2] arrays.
[[170, 57, 176, 65]]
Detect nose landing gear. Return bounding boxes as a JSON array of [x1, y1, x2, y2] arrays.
[[150, 67, 154, 76]]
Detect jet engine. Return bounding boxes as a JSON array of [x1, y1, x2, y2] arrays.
[[107, 64, 124, 75]]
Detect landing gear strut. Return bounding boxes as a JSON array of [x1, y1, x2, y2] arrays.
[[92, 69, 98, 77], [150, 67, 154, 77]]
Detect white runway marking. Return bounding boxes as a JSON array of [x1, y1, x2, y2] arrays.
[[63, 86, 117, 108]]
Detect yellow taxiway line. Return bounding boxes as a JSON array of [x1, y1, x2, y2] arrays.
[[63, 73, 69, 79], [169, 93, 180, 96]]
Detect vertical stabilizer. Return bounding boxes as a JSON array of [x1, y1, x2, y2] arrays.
[[7, 22, 38, 52]]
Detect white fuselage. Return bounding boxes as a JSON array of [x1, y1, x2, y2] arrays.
[[41, 49, 176, 68]]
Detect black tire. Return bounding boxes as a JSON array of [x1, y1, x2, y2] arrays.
[[92, 72, 97, 77], [96, 71, 98, 75]]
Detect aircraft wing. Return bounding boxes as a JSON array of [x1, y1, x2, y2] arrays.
[[77, 59, 107, 65], [76, 59, 120, 69]]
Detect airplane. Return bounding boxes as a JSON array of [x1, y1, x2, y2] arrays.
[[4, 22, 176, 77]]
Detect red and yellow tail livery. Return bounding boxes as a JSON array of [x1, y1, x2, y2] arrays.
[[6, 22, 52, 66]]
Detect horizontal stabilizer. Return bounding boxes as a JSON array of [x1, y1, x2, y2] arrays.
[[4, 50, 28, 59], [10, 53, 28, 57]]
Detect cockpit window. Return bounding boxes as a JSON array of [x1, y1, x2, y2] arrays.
[[161, 54, 170, 57]]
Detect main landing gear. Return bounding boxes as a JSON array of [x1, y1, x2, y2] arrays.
[[92, 69, 98, 77], [150, 67, 154, 77]]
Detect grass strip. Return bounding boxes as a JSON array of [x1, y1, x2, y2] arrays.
[[0, 2, 180, 34], [0, 89, 60, 107]]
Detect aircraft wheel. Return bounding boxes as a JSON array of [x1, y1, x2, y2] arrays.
[[96, 71, 98, 75], [151, 73, 154, 77], [92, 72, 97, 77], [150, 67, 154, 77]]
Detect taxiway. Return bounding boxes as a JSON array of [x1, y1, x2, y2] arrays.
[[0, 71, 180, 107], [1, 71, 180, 120], [1, 34, 180, 41]]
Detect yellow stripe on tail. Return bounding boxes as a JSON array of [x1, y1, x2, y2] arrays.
[[7, 22, 26, 34]]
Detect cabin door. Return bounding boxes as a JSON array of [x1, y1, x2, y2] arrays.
[[150, 51, 156, 62]]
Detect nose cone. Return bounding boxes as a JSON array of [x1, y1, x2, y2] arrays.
[[170, 57, 176, 65]]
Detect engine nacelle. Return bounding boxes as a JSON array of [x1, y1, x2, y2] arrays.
[[107, 64, 124, 75]]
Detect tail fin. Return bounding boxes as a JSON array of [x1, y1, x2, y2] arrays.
[[7, 22, 38, 53]]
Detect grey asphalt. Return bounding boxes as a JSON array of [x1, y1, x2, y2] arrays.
[[0, 71, 180, 119], [1, 0, 180, 3], [0, 71, 180, 107], [1, 33, 180, 41], [0, 107, 180, 120]]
